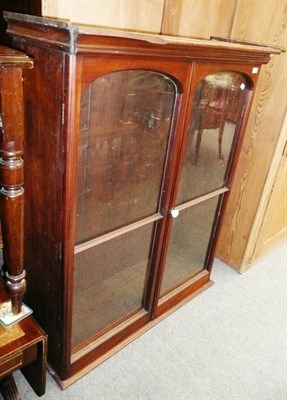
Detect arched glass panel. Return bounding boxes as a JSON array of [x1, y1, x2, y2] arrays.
[[177, 72, 249, 205], [76, 70, 176, 244]]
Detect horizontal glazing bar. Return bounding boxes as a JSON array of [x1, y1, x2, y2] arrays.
[[74, 213, 163, 254], [176, 187, 229, 212]]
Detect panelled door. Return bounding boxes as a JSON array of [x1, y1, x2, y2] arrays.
[[154, 64, 252, 316], [70, 57, 191, 358]]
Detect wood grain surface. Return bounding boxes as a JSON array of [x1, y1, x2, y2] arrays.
[[161, 0, 237, 38], [42, 0, 165, 33], [216, 0, 287, 269], [247, 113, 287, 267]]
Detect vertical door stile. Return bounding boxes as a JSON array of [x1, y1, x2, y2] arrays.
[[62, 53, 83, 374], [143, 86, 184, 313], [149, 61, 198, 317]]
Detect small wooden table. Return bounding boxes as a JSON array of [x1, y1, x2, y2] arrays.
[[0, 282, 47, 399]]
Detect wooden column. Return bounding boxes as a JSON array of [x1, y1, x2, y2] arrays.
[[0, 46, 33, 314]]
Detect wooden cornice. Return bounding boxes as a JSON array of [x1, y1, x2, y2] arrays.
[[4, 12, 282, 65]]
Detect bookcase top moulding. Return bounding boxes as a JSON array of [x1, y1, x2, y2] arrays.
[[4, 12, 282, 64]]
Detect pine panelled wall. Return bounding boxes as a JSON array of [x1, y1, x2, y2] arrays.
[[42, 0, 166, 33], [216, 0, 287, 271]]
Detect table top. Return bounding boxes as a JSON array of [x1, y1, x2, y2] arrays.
[[0, 281, 46, 360], [0, 45, 33, 69]]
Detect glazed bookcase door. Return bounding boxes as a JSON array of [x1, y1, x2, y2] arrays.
[[71, 67, 181, 352], [157, 69, 251, 303]]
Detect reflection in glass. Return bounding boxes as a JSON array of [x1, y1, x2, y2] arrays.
[[160, 197, 219, 295], [160, 72, 248, 297], [76, 70, 176, 243], [72, 224, 154, 348], [177, 72, 248, 204]]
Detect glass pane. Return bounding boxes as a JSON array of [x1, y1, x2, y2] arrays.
[[160, 197, 219, 296], [76, 70, 176, 244], [177, 72, 248, 204], [72, 223, 155, 348]]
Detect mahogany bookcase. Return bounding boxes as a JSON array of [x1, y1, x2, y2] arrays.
[[3, 11, 281, 387]]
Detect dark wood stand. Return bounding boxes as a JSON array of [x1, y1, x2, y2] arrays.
[[0, 281, 47, 399], [0, 45, 47, 398]]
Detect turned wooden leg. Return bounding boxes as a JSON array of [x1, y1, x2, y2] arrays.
[[0, 376, 21, 400], [218, 122, 225, 160], [0, 68, 26, 314], [193, 128, 203, 165], [0, 145, 26, 315]]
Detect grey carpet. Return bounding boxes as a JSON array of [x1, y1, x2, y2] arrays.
[[8, 242, 287, 400]]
